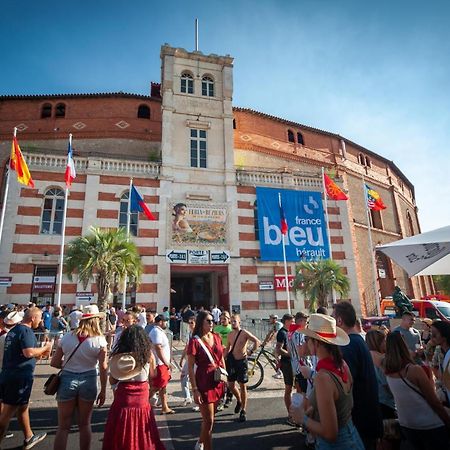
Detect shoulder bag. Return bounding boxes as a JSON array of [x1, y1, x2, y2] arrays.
[[226, 330, 243, 376], [194, 335, 228, 383], [44, 337, 84, 395]]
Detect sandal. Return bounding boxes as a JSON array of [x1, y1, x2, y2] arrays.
[[161, 409, 176, 415]]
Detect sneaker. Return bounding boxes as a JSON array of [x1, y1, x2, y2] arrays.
[[234, 400, 241, 414], [23, 433, 47, 449], [216, 400, 224, 412], [286, 417, 298, 427], [238, 410, 247, 422], [194, 440, 204, 450], [182, 399, 193, 406], [192, 405, 200, 412], [5, 432, 13, 438], [273, 372, 283, 379]]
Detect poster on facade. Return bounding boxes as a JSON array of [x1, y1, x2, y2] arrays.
[[170, 202, 227, 246], [256, 187, 330, 262]]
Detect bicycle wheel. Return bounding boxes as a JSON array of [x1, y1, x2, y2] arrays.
[[247, 357, 264, 390]]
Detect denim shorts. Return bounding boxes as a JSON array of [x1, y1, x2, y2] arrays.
[[57, 369, 98, 402], [316, 420, 364, 450]]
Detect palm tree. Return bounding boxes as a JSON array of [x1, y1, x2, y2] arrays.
[[64, 227, 143, 315], [294, 259, 350, 312]]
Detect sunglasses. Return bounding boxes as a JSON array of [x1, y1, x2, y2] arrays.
[[205, 319, 214, 324]]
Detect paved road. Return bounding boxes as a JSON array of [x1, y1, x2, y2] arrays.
[[2, 345, 306, 450]]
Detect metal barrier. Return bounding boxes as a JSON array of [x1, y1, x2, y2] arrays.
[[241, 319, 277, 350]]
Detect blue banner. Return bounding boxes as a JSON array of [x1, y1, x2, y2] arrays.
[[256, 187, 330, 262]]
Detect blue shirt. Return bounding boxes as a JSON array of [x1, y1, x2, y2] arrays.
[[2, 324, 37, 375], [42, 310, 52, 330]]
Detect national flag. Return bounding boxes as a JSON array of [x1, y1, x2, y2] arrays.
[[64, 136, 76, 187], [10, 136, 34, 188], [366, 185, 387, 211], [130, 184, 156, 220], [324, 173, 348, 201], [279, 194, 288, 235]]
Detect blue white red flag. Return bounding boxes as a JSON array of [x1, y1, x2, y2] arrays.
[[279, 194, 288, 235], [64, 136, 76, 187], [130, 184, 156, 220]]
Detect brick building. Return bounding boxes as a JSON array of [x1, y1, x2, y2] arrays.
[[0, 44, 433, 317]]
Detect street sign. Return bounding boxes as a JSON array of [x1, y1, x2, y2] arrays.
[[188, 250, 209, 264], [0, 277, 12, 287], [210, 251, 230, 264], [166, 250, 188, 264], [76, 292, 94, 301], [33, 276, 56, 283], [259, 281, 274, 290]]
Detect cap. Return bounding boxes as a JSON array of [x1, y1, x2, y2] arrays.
[[154, 314, 168, 323]]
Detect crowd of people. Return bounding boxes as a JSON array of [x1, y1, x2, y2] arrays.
[[0, 300, 448, 450]]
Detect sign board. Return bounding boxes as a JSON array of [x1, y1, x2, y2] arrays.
[[259, 281, 274, 290], [0, 277, 12, 287], [231, 304, 241, 314], [378, 268, 386, 279], [188, 250, 209, 265], [33, 283, 55, 292], [256, 187, 330, 262], [210, 251, 230, 264], [33, 276, 56, 283], [166, 250, 188, 264], [76, 292, 94, 301], [274, 275, 295, 291]]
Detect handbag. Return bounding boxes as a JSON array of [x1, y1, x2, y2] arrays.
[[382, 418, 401, 441], [194, 335, 228, 383], [44, 338, 84, 395]]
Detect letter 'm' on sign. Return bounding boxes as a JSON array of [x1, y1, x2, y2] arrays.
[[256, 187, 330, 262]]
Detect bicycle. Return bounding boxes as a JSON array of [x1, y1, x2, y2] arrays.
[[247, 345, 279, 390]]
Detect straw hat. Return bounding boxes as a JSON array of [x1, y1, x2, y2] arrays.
[[299, 313, 350, 346], [421, 318, 433, 326], [109, 353, 142, 381], [80, 304, 105, 321], [4, 310, 22, 326]]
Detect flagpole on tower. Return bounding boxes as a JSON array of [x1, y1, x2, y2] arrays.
[[56, 133, 72, 307], [362, 177, 381, 316], [322, 167, 337, 304], [279, 192, 291, 315], [122, 178, 133, 311], [0, 128, 15, 249]]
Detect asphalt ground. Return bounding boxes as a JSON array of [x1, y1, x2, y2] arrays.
[[1, 344, 306, 450]]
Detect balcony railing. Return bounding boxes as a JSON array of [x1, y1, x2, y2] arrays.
[[236, 169, 322, 189]]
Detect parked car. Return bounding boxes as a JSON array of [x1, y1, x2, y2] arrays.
[[361, 316, 391, 333], [381, 299, 450, 322]]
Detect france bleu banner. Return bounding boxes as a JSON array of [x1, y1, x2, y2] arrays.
[[256, 187, 330, 262]]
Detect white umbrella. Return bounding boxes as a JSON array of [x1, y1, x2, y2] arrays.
[[376, 225, 450, 276]]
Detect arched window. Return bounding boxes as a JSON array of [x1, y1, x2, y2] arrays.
[[41, 188, 65, 235], [181, 72, 194, 94], [137, 104, 151, 119], [365, 156, 371, 168], [358, 153, 365, 165], [233, 118, 236, 129], [287, 129, 295, 143], [297, 132, 304, 145], [41, 103, 52, 119], [119, 192, 138, 236], [55, 103, 66, 118], [202, 76, 214, 97], [406, 210, 414, 236]]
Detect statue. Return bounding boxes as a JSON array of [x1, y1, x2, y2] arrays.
[[392, 286, 414, 317]]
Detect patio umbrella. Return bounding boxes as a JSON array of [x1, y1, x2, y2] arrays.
[[376, 225, 450, 276]]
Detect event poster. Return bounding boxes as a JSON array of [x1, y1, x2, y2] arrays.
[[256, 187, 330, 262], [170, 202, 227, 245]]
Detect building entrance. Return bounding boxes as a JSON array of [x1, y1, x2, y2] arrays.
[[170, 265, 229, 312]]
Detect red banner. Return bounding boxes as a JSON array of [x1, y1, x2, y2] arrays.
[[274, 275, 295, 291]]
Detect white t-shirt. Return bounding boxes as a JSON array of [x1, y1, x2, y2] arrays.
[[60, 332, 107, 373], [137, 312, 147, 328], [149, 326, 170, 366], [69, 310, 83, 329], [212, 307, 221, 323]]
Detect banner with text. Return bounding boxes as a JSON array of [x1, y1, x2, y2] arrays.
[[256, 187, 330, 262]]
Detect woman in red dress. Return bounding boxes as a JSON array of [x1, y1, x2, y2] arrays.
[[187, 310, 226, 450], [102, 325, 165, 450]]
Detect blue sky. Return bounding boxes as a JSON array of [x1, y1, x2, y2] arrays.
[[1, 0, 449, 232]]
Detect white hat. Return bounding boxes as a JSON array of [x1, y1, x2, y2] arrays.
[[109, 353, 142, 381], [4, 310, 22, 326], [80, 304, 105, 320], [300, 313, 350, 346]]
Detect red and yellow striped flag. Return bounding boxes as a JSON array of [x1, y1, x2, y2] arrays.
[[10, 136, 34, 188]]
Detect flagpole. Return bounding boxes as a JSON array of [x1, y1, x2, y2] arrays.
[[0, 128, 15, 249], [56, 133, 72, 307], [279, 193, 291, 314], [122, 178, 132, 311], [322, 167, 337, 304], [362, 177, 381, 316]]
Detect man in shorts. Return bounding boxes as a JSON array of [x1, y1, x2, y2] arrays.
[[225, 314, 260, 422], [149, 315, 173, 414], [275, 313, 295, 426], [0, 307, 53, 449]]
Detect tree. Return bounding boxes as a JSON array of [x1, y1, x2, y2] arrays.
[[294, 259, 350, 312], [64, 227, 143, 315], [433, 275, 450, 296]]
